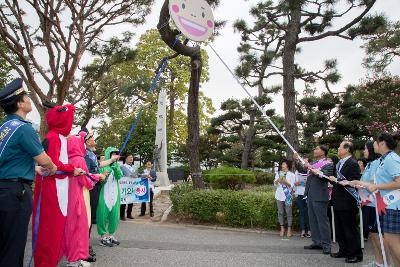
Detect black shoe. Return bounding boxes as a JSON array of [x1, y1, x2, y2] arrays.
[[150, 212, 154, 217], [120, 216, 126, 221], [85, 255, 96, 262], [322, 247, 331, 255], [330, 252, 346, 258], [109, 236, 120, 246], [139, 213, 145, 217], [345, 256, 362, 263], [89, 246, 96, 257], [127, 215, 134, 219], [304, 244, 322, 250], [100, 237, 114, 247]]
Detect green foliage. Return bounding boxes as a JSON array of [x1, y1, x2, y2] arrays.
[[208, 97, 284, 168], [92, 29, 214, 163], [356, 17, 399, 73], [207, 166, 256, 190], [254, 172, 275, 185], [170, 183, 299, 230], [95, 107, 157, 165]]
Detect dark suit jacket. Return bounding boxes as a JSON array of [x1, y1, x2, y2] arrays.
[[140, 169, 157, 182], [331, 157, 361, 211], [296, 160, 334, 202]]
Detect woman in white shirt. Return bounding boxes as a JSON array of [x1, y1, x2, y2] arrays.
[[274, 159, 296, 237]]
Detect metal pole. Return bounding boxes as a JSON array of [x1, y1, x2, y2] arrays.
[[359, 206, 364, 249], [373, 192, 388, 267], [331, 206, 336, 243]]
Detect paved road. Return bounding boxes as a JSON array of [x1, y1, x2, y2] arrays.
[[25, 220, 374, 267]]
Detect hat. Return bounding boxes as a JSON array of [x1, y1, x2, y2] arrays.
[[0, 78, 28, 105]]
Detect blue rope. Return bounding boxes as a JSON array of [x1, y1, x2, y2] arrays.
[[28, 171, 69, 267], [28, 176, 43, 267], [119, 35, 181, 155]]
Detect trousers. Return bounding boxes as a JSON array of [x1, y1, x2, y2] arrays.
[[0, 181, 32, 267], [308, 200, 331, 248], [276, 200, 293, 227], [296, 195, 309, 231], [120, 203, 133, 218], [141, 190, 154, 215], [335, 208, 362, 257]]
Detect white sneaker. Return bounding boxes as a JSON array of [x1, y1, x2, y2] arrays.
[[79, 260, 91, 267], [66, 260, 91, 267]]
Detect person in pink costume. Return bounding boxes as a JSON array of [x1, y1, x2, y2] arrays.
[[32, 103, 83, 267], [62, 132, 103, 266]]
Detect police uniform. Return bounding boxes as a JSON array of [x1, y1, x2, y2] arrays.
[[0, 78, 44, 267]]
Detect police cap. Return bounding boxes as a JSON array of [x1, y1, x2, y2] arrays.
[[0, 78, 28, 105]]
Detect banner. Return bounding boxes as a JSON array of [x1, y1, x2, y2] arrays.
[[119, 177, 150, 204]]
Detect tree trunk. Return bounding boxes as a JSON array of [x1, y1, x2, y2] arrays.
[[241, 112, 256, 169], [38, 109, 48, 140], [187, 56, 204, 189], [282, 5, 301, 159]]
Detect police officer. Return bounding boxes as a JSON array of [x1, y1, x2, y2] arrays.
[[0, 78, 57, 267]]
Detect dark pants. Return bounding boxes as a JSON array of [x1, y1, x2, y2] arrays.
[[89, 182, 101, 237], [141, 190, 154, 215], [0, 181, 33, 267], [362, 206, 373, 238], [334, 208, 362, 257], [120, 204, 133, 218], [296, 195, 309, 231], [308, 200, 331, 249]]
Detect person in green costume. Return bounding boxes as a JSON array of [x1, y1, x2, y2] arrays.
[[96, 147, 123, 247]]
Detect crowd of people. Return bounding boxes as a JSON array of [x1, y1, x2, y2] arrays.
[[0, 78, 157, 267], [274, 138, 400, 266], [0, 78, 399, 267]]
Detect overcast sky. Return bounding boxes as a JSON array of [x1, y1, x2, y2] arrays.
[[26, 0, 400, 128]]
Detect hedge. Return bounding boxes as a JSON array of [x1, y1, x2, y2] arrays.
[[206, 166, 256, 190], [254, 172, 275, 185], [170, 183, 300, 230]]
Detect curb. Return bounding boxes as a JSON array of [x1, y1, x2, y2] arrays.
[[126, 217, 282, 236]]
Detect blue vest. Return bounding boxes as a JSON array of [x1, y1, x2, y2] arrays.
[[0, 119, 26, 157]]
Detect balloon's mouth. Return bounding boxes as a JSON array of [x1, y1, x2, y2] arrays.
[[178, 16, 208, 37]]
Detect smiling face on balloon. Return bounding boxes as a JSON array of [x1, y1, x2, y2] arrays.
[[169, 0, 214, 42]]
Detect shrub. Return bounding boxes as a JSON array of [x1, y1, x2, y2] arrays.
[[170, 183, 299, 230], [207, 166, 256, 190], [254, 172, 275, 185]]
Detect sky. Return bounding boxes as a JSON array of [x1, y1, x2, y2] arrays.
[[25, 0, 400, 129]]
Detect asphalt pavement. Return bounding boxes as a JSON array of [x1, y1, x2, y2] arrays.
[[24, 219, 375, 267]]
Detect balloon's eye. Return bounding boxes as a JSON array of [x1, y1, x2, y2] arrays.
[[182, 3, 185, 9], [202, 12, 205, 18]]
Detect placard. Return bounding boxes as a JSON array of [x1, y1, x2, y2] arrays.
[[119, 177, 150, 204]]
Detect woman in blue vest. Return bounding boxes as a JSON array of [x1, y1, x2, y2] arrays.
[[356, 133, 400, 267]]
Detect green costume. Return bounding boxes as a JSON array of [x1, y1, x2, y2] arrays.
[[96, 147, 123, 236]]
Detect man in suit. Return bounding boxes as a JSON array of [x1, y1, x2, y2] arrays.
[[295, 145, 334, 255], [328, 141, 363, 263], [139, 161, 157, 217], [120, 154, 138, 220]]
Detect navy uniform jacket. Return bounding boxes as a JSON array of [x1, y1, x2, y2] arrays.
[[0, 114, 43, 180]]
